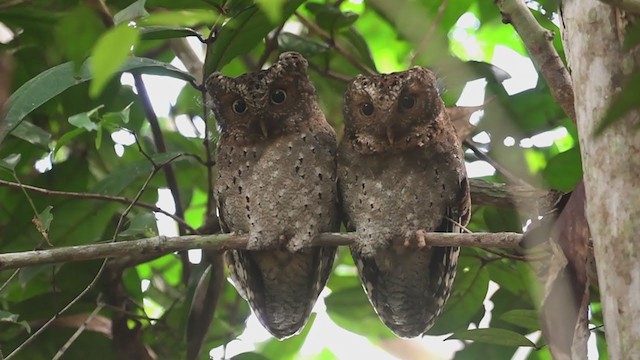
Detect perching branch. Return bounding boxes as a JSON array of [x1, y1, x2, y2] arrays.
[[495, 0, 576, 122], [0, 232, 523, 271]]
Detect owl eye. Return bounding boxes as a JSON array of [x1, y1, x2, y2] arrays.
[[361, 102, 374, 116], [270, 89, 287, 104], [400, 95, 415, 109], [233, 99, 247, 114]]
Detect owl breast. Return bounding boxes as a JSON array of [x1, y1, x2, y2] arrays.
[[216, 129, 337, 250]]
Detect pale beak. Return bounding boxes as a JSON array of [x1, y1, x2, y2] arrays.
[[386, 126, 395, 145], [259, 119, 269, 138]]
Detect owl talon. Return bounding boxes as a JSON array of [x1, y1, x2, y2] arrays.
[[396, 230, 431, 250]]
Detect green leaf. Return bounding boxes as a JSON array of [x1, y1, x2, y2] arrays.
[[259, 313, 316, 360], [0, 153, 21, 171], [54, 127, 86, 156], [69, 107, 102, 131], [139, 26, 203, 41], [0, 310, 31, 333], [483, 207, 522, 233], [101, 103, 133, 129], [325, 285, 395, 338], [204, 0, 305, 75], [90, 25, 140, 97], [9, 121, 51, 149], [447, 328, 536, 347], [499, 309, 541, 331], [543, 146, 582, 192], [37, 205, 54, 232], [278, 32, 329, 57], [92, 152, 183, 195], [138, 9, 219, 27], [114, 0, 149, 25], [306, 3, 359, 32], [429, 255, 490, 335], [119, 212, 158, 237], [1, 57, 195, 144], [55, 5, 105, 69], [256, 0, 287, 22], [230, 353, 270, 360]]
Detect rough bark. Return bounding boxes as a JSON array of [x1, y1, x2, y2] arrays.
[[561, 2, 640, 358]]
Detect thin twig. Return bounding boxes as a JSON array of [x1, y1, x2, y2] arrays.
[[0, 269, 19, 293], [133, 74, 187, 236], [295, 12, 376, 75], [308, 63, 352, 83], [256, 24, 284, 70], [0, 179, 197, 234], [0, 231, 524, 271], [464, 139, 530, 187], [410, 0, 449, 66], [5, 155, 178, 359], [52, 302, 106, 360]]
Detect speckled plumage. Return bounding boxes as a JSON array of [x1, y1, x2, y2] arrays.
[[338, 67, 470, 337], [206, 52, 338, 338]]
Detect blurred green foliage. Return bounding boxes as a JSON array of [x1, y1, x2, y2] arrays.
[[0, 0, 594, 359]]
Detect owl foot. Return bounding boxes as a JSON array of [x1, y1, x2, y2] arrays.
[[388, 230, 431, 251]]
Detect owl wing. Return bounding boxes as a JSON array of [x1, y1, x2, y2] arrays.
[[353, 174, 469, 338]]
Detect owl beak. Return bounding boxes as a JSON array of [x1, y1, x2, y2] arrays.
[[386, 126, 395, 145], [259, 119, 269, 138]]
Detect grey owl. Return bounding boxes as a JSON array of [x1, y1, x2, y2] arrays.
[[337, 67, 471, 337], [205, 52, 338, 338]]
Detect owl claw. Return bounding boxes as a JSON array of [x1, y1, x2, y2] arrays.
[[392, 230, 431, 250]]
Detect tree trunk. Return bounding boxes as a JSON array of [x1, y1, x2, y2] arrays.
[[561, 2, 640, 359]]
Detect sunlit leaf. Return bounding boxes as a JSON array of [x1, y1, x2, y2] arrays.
[[204, 0, 305, 75], [1, 57, 195, 144], [499, 309, 540, 331], [256, 0, 287, 22], [0, 310, 31, 333], [447, 328, 536, 347], [259, 313, 316, 360], [138, 9, 219, 27], [325, 286, 395, 338], [114, 0, 149, 25], [0, 153, 21, 171], [55, 5, 105, 69], [90, 25, 140, 97], [9, 121, 51, 149], [543, 146, 582, 191]]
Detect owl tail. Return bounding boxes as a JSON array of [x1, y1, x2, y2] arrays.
[[352, 245, 459, 338], [226, 247, 336, 339]]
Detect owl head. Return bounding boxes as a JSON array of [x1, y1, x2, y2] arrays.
[[205, 52, 317, 142], [343, 67, 446, 154]]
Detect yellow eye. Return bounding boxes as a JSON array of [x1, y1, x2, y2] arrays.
[[233, 99, 247, 114], [270, 89, 287, 104]]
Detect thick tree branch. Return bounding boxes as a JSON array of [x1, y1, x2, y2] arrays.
[[495, 0, 576, 122], [0, 232, 524, 271]]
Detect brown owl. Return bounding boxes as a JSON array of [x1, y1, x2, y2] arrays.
[[337, 67, 470, 337], [205, 52, 338, 338]]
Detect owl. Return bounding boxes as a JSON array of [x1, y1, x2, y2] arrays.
[[205, 52, 338, 338], [337, 67, 471, 337]]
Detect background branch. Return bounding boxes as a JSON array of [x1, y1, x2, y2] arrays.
[[0, 179, 197, 233], [495, 0, 576, 122]]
